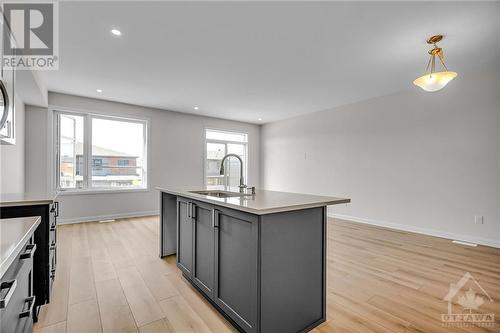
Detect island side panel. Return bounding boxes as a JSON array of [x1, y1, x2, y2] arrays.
[[260, 206, 326, 333], [160, 192, 177, 257]]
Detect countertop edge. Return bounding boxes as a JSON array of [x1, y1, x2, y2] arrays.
[[0, 216, 41, 278], [157, 187, 350, 215], [0, 193, 59, 208], [0, 200, 55, 208]]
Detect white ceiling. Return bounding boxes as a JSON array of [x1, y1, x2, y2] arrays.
[[40, 1, 500, 123]]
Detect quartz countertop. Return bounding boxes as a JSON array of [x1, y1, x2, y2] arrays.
[[157, 186, 350, 215], [0, 216, 41, 278], [0, 192, 59, 207]]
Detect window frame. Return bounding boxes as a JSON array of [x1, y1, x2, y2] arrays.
[[204, 128, 248, 187], [53, 108, 149, 194]]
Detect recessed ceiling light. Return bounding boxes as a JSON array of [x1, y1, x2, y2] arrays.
[[194, 106, 199, 110], [258, 118, 262, 121], [96, 89, 103, 93], [111, 29, 122, 36]]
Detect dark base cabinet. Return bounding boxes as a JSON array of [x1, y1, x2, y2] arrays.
[[1, 236, 36, 333], [177, 199, 193, 277], [0, 202, 58, 321], [192, 201, 215, 298], [168, 195, 326, 333], [215, 207, 259, 333]]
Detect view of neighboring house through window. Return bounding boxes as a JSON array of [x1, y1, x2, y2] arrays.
[[205, 129, 248, 187], [91, 117, 145, 188], [56, 111, 148, 191]]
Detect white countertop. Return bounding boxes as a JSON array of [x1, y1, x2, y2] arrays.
[[0, 216, 41, 278], [157, 186, 350, 215], [0, 192, 59, 207]]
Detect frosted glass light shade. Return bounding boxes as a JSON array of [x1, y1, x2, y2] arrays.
[[413, 71, 458, 92]]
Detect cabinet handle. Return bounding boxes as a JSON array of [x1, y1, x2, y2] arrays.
[[0, 280, 17, 309], [186, 202, 191, 218], [54, 201, 59, 217], [212, 210, 219, 228], [50, 223, 56, 231], [191, 203, 196, 219], [50, 242, 56, 251], [19, 296, 36, 318], [20, 244, 37, 259]]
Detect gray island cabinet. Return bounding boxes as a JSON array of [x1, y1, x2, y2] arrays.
[[158, 187, 350, 333]]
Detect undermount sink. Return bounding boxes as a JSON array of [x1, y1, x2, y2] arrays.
[[189, 190, 252, 198]]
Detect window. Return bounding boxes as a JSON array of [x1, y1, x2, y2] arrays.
[[205, 129, 248, 187], [55, 111, 148, 191], [117, 159, 129, 166], [58, 114, 84, 189]]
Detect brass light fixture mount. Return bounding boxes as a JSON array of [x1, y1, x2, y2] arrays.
[[427, 34, 443, 44], [425, 34, 449, 73]]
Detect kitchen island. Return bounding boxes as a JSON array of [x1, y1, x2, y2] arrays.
[[158, 187, 349, 333]]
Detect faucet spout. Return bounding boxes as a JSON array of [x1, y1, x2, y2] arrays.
[[219, 154, 246, 192]]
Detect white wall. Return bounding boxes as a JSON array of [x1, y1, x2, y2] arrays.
[[26, 92, 260, 223], [25, 105, 48, 194], [262, 71, 500, 247], [0, 96, 25, 193]]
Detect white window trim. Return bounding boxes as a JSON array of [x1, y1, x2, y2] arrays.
[[203, 128, 249, 187], [50, 106, 150, 194]]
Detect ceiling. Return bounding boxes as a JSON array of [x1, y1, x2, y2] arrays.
[[40, 1, 500, 123]]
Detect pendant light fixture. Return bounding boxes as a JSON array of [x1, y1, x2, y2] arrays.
[[413, 35, 458, 92]]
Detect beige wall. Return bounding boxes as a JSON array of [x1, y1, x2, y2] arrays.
[[26, 93, 260, 223], [0, 96, 25, 193], [261, 71, 500, 247]]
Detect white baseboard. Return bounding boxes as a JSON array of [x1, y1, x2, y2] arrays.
[[329, 213, 500, 249], [58, 210, 159, 225]]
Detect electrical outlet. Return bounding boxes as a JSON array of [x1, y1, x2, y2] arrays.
[[474, 216, 484, 225]]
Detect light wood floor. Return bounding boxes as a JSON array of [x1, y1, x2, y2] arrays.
[[33, 217, 500, 333]]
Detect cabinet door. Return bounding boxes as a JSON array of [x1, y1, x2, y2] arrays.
[[192, 200, 215, 298], [214, 207, 259, 333], [176, 198, 193, 277], [0, 241, 34, 333]]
